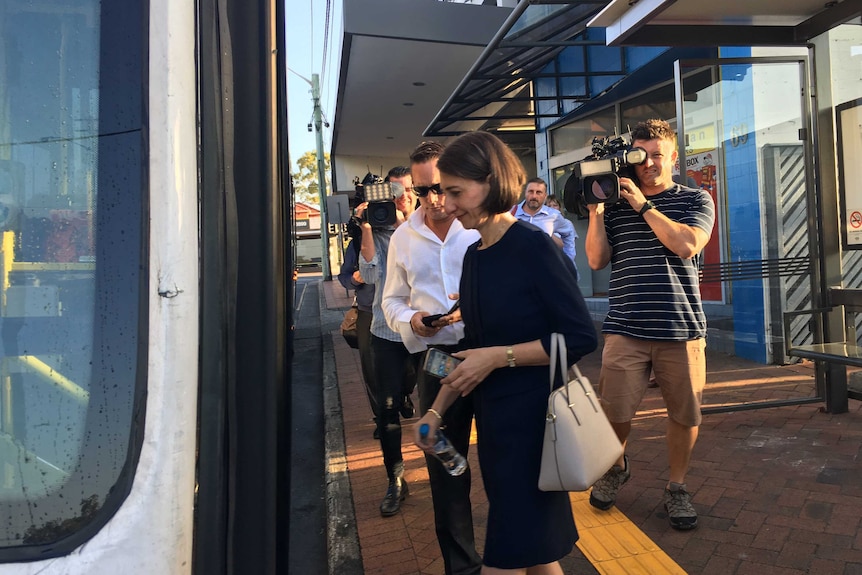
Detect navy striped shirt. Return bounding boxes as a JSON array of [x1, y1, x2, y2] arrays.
[[602, 184, 715, 341]]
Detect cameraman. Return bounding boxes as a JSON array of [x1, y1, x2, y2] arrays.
[[584, 119, 715, 531], [356, 166, 419, 517]]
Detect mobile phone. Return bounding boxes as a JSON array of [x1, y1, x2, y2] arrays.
[[423, 347, 462, 378], [421, 300, 461, 327]]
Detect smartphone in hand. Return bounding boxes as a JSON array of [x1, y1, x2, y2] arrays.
[[423, 348, 462, 378], [421, 300, 461, 327]]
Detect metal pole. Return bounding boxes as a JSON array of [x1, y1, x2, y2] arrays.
[[311, 73, 332, 280]]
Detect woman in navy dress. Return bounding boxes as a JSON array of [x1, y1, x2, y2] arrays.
[[414, 131, 597, 574]]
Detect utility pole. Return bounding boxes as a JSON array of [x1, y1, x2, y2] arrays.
[[310, 73, 332, 280]]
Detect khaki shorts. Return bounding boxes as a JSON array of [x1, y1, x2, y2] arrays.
[[599, 334, 706, 427]]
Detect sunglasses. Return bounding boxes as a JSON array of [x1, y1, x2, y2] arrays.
[[414, 183, 443, 197]]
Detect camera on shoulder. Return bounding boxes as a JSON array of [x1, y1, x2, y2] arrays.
[[563, 135, 647, 217], [353, 174, 405, 228]]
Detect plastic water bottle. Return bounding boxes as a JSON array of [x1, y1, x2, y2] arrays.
[[420, 423, 468, 476]]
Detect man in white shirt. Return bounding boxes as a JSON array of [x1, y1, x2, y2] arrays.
[[512, 177, 577, 263], [381, 141, 482, 575]]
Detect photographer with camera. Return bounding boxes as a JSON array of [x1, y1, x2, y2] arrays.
[[583, 119, 715, 531], [355, 166, 420, 517]]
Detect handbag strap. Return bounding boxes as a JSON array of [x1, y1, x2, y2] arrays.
[[550, 333, 589, 403], [549, 333, 572, 392]]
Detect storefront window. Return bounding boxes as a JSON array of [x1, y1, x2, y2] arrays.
[[549, 107, 615, 156]]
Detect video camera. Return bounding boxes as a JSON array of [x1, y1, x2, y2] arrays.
[[563, 135, 647, 217], [347, 173, 405, 233]]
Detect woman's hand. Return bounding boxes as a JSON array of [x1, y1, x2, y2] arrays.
[[414, 412, 442, 452], [441, 346, 504, 396]]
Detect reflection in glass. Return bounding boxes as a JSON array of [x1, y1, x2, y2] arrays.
[[550, 107, 615, 156], [0, 0, 141, 550]]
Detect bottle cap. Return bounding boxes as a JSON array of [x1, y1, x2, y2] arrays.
[[419, 423, 429, 438]]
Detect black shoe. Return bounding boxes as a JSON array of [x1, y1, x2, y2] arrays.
[[379, 478, 408, 517], [373, 427, 380, 440], [399, 394, 415, 419]]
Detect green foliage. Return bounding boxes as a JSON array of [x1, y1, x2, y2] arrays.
[[292, 150, 331, 205]]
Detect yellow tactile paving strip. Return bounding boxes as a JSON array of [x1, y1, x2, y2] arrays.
[[571, 492, 687, 574]]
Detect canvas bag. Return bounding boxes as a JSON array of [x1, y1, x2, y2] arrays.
[[538, 333, 623, 492], [340, 302, 359, 349]]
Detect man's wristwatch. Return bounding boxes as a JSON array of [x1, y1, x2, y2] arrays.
[[639, 200, 655, 216]]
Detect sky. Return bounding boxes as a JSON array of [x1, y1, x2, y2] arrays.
[[286, 0, 342, 174]]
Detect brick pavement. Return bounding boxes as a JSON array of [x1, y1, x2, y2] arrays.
[[322, 279, 862, 574]]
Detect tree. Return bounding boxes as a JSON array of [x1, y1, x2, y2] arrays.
[[292, 150, 331, 206]]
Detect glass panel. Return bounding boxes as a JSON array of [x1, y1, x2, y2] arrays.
[[0, 0, 142, 550], [550, 107, 615, 156], [677, 60, 810, 370], [505, 4, 566, 38], [620, 82, 677, 132]]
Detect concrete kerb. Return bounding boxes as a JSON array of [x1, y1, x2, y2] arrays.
[[320, 283, 364, 575]]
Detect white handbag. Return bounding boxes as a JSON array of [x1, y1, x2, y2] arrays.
[[538, 333, 624, 492]]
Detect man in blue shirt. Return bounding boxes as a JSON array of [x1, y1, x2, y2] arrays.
[[512, 177, 577, 263]]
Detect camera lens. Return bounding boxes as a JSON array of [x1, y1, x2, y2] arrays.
[[366, 201, 397, 227]]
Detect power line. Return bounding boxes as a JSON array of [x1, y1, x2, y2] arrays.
[[321, 0, 331, 80]]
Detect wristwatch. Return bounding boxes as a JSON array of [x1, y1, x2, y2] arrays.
[[506, 346, 516, 368], [639, 200, 655, 216]]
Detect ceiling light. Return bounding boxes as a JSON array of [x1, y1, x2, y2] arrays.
[[495, 125, 535, 132]]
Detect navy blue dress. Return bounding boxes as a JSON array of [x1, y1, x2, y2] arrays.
[[459, 221, 597, 569]]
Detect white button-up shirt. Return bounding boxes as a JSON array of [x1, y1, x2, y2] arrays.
[[381, 207, 480, 353]]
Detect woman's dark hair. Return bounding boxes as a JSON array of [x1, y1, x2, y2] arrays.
[[437, 131, 525, 215]]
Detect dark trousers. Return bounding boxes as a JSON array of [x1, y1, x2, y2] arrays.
[[370, 335, 419, 480], [418, 348, 482, 575], [356, 309, 378, 418]]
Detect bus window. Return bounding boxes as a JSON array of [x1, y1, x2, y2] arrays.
[[0, 0, 143, 554]]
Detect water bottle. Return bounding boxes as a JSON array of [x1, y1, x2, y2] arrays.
[[420, 423, 468, 476]]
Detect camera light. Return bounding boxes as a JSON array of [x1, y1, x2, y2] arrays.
[[363, 183, 392, 202], [577, 158, 615, 177]]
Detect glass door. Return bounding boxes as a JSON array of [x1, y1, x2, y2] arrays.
[[675, 58, 819, 410]]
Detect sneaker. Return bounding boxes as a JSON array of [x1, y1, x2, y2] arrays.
[[589, 456, 631, 510], [399, 394, 415, 419], [664, 482, 698, 530]]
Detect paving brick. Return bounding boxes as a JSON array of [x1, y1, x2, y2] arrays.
[[775, 540, 815, 570], [736, 560, 805, 575], [751, 524, 791, 551]]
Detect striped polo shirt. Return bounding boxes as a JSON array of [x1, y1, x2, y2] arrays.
[[602, 184, 715, 341]]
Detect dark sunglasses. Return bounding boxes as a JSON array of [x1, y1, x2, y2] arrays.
[[414, 183, 443, 197]]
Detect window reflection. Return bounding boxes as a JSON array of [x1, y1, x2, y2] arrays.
[[0, 0, 141, 550]]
